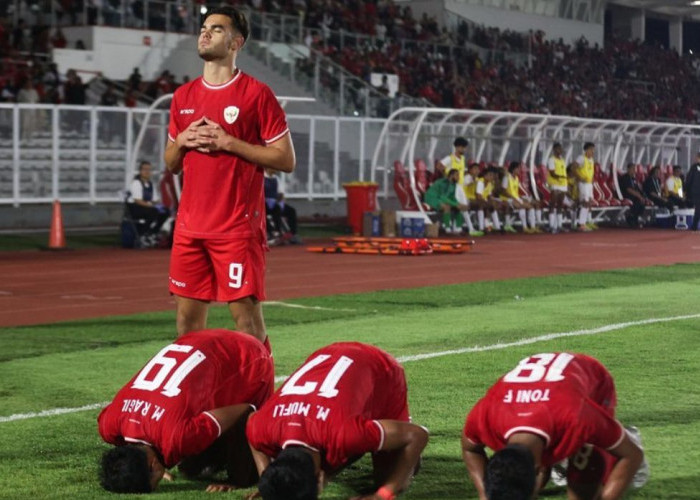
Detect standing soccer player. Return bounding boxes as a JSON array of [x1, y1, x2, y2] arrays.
[[245, 342, 429, 500], [547, 143, 568, 233], [573, 142, 596, 231], [462, 352, 648, 500], [164, 6, 296, 346], [98, 329, 274, 493]]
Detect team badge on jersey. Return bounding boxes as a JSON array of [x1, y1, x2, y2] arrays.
[[224, 106, 240, 124]]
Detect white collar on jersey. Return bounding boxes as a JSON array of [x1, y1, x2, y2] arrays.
[[201, 69, 242, 90]]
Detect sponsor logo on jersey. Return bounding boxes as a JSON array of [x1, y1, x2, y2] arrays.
[[180, 109, 195, 114], [224, 106, 239, 124], [170, 277, 186, 288]]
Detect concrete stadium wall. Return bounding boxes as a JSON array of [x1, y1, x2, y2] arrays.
[[54, 27, 200, 81]]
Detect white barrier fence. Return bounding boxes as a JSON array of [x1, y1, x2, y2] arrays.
[[4, 103, 700, 208], [0, 103, 390, 206]]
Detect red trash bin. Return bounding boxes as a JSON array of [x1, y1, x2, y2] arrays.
[[343, 182, 379, 235]]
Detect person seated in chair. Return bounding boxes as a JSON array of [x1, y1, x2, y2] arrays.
[[264, 168, 300, 244], [643, 166, 674, 211], [127, 161, 170, 245]]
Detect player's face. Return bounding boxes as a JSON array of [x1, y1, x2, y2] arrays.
[[586, 146, 595, 157], [553, 145, 562, 156], [456, 145, 466, 156], [198, 14, 241, 61]]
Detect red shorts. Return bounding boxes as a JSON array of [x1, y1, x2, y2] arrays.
[[169, 233, 266, 302]]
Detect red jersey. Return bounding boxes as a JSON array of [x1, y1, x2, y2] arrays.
[[246, 343, 410, 472], [463, 353, 624, 466], [168, 72, 289, 239], [98, 329, 274, 467]]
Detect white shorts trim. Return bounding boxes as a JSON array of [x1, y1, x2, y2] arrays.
[[549, 185, 568, 193], [504, 426, 551, 446], [578, 182, 593, 202]]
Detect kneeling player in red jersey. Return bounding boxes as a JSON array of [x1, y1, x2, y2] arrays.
[[462, 352, 648, 500], [243, 342, 428, 500], [97, 329, 274, 493]]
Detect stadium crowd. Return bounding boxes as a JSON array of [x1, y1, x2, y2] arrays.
[[3, 0, 700, 124]]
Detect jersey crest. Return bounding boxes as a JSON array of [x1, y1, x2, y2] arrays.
[[224, 105, 240, 124]]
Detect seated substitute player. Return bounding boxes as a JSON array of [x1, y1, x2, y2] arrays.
[[244, 342, 429, 500], [424, 168, 468, 234], [475, 167, 503, 233], [500, 162, 540, 234], [98, 329, 274, 493], [462, 352, 647, 500]]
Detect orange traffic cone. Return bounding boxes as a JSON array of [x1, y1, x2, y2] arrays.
[[48, 199, 67, 249]]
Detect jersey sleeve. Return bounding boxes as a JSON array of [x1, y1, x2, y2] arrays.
[[441, 155, 451, 168], [167, 91, 180, 143], [547, 157, 556, 171], [97, 404, 125, 446], [476, 180, 485, 195], [164, 411, 222, 466], [576, 155, 585, 166], [501, 175, 509, 189], [462, 402, 485, 445], [257, 85, 289, 144], [579, 401, 625, 451], [665, 177, 675, 191], [330, 416, 383, 468], [245, 411, 278, 458]]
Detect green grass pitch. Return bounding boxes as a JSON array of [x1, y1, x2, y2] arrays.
[[1, 264, 699, 499]]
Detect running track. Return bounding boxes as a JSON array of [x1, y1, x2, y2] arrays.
[[2, 228, 699, 328]]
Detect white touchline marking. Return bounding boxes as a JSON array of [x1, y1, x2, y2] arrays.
[[394, 313, 700, 363], [2, 313, 699, 424], [0, 402, 109, 423], [264, 301, 360, 312]]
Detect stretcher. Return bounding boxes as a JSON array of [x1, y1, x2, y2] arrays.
[[306, 236, 473, 256]]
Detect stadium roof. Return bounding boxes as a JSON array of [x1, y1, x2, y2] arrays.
[[612, 0, 700, 20]]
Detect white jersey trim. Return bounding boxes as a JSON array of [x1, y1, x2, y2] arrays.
[[167, 134, 176, 143], [201, 71, 242, 90], [264, 128, 290, 144], [605, 422, 626, 451], [124, 437, 153, 446], [203, 411, 222, 438], [282, 439, 319, 452], [504, 426, 551, 446], [373, 420, 385, 451]]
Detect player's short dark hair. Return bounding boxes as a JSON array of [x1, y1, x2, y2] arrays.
[[258, 447, 318, 500], [485, 445, 536, 500], [454, 137, 469, 148], [584, 142, 595, 150], [99, 445, 152, 493], [204, 6, 249, 42], [508, 161, 520, 173], [553, 142, 562, 149]]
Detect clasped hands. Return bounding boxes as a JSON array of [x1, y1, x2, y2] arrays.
[[177, 116, 231, 154]]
